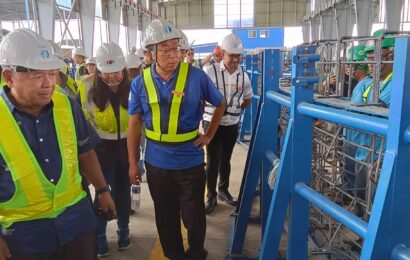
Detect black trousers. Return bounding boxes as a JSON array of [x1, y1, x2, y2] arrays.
[[145, 162, 207, 260], [204, 122, 238, 199]]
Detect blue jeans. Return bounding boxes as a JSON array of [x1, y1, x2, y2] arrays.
[[95, 160, 131, 235]]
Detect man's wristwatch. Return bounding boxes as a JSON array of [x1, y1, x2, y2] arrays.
[[95, 186, 111, 195]]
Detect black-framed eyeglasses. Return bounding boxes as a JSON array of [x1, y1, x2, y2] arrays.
[[228, 54, 241, 59], [158, 46, 181, 56]]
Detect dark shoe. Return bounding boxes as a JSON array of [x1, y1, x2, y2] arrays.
[[129, 209, 135, 215], [205, 197, 217, 215], [217, 191, 237, 206], [96, 234, 110, 257], [186, 247, 208, 260], [117, 228, 131, 251]]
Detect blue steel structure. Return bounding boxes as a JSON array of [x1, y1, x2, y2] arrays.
[[228, 37, 410, 259], [227, 49, 282, 259], [239, 53, 262, 145]]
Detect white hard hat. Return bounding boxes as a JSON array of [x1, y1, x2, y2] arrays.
[[144, 18, 180, 47], [73, 47, 86, 57], [86, 57, 96, 65], [48, 40, 62, 59], [142, 39, 148, 51], [125, 53, 142, 69], [136, 48, 144, 59], [96, 42, 126, 73], [177, 30, 190, 50], [221, 34, 243, 54], [0, 28, 65, 70]]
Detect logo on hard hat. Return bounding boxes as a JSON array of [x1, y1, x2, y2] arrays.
[[106, 59, 115, 65], [164, 26, 172, 33], [39, 49, 50, 59]]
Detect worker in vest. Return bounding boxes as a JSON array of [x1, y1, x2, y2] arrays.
[[186, 48, 201, 68], [78, 42, 132, 257], [47, 40, 78, 99], [86, 57, 97, 76], [128, 19, 226, 260], [73, 47, 87, 80], [0, 28, 116, 259], [125, 53, 142, 79], [342, 45, 373, 193], [354, 30, 395, 217], [177, 29, 190, 62], [203, 33, 253, 214]]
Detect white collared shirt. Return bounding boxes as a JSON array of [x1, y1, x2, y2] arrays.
[[203, 61, 253, 126]]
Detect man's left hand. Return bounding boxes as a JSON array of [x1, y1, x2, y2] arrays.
[[98, 192, 117, 217], [194, 134, 211, 148]]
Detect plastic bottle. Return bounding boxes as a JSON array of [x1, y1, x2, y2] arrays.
[[131, 180, 141, 210]]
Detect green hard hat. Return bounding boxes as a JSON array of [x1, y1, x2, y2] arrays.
[[364, 29, 395, 52], [347, 45, 367, 61]]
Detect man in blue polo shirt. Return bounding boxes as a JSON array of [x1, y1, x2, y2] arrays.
[[0, 29, 116, 259], [127, 19, 226, 260]]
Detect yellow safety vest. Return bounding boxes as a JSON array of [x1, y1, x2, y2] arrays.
[[0, 76, 6, 88], [362, 72, 392, 102], [142, 62, 198, 143], [75, 63, 86, 80], [0, 92, 85, 227], [78, 79, 129, 140]]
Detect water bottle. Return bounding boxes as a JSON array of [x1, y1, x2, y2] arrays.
[[131, 180, 141, 210]]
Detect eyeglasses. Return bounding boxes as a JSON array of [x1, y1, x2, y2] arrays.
[[187, 52, 194, 56], [228, 54, 241, 59], [158, 46, 181, 56]]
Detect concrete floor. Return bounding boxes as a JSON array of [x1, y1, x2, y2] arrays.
[[103, 143, 262, 260]]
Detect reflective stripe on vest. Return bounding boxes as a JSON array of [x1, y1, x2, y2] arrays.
[[362, 72, 392, 102], [75, 63, 86, 80], [78, 79, 129, 140], [142, 62, 198, 143], [0, 92, 85, 227]]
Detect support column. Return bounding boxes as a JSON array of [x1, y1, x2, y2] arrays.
[[36, 0, 55, 40], [79, 0, 96, 57], [320, 9, 336, 40], [311, 17, 320, 41], [125, 6, 139, 51], [385, 0, 404, 31], [334, 2, 354, 38], [106, 0, 121, 44], [354, 0, 374, 36]]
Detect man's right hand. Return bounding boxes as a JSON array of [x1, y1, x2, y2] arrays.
[[0, 237, 11, 260], [129, 163, 141, 185]]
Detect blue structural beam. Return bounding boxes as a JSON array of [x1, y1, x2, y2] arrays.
[[294, 182, 368, 238], [361, 37, 410, 259], [298, 102, 388, 136], [405, 126, 410, 144], [259, 45, 318, 260], [392, 244, 410, 260], [228, 49, 281, 257], [266, 91, 291, 108]]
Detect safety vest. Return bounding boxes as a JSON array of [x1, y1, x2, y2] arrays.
[[204, 63, 245, 119], [75, 63, 86, 80], [78, 79, 129, 140], [0, 92, 85, 227], [142, 62, 198, 143], [362, 72, 392, 102], [0, 75, 6, 88]]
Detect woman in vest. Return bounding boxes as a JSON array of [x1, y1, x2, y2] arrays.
[[78, 42, 132, 257]]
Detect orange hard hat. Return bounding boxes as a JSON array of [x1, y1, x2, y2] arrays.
[[214, 45, 222, 54]]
